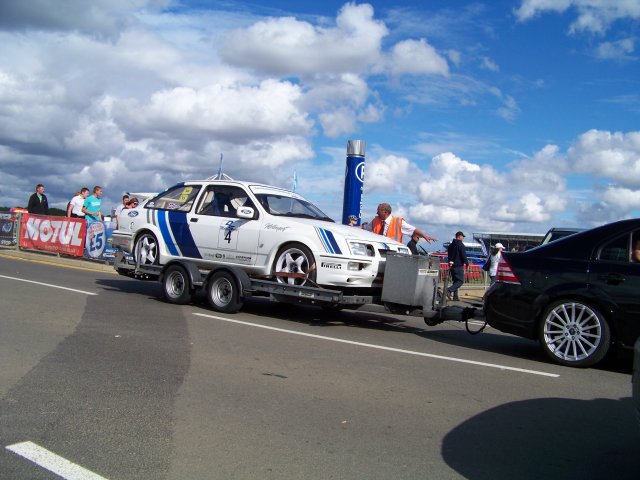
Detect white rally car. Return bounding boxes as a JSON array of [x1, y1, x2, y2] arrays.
[[112, 179, 411, 290]]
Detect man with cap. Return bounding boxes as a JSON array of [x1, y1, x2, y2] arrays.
[[446, 231, 469, 301], [488, 242, 505, 284]]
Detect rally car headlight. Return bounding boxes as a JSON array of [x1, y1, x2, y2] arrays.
[[349, 242, 374, 256]]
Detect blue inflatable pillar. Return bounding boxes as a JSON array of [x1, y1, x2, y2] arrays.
[[342, 140, 366, 225]]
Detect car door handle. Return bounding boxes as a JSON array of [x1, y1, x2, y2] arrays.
[[598, 273, 625, 284], [190, 218, 198, 223]]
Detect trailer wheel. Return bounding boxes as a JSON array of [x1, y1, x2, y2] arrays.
[[272, 243, 316, 286], [135, 232, 159, 266], [163, 264, 192, 305], [207, 270, 243, 313]]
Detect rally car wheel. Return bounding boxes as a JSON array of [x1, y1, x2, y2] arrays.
[[162, 264, 191, 305], [207, 270, 242, 313], [273, 243, 316, 286], [539, 300, 611, 367], [135, 232, 159, 266]]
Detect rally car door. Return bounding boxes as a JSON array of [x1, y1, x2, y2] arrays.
[[188, 185, 260, 265]]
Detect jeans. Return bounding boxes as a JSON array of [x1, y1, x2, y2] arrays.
[[447, 266, 465, 299]]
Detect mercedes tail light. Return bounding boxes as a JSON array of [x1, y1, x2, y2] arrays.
[[496, 257, 521, 284]]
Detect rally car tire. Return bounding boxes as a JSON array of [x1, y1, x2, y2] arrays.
[[135, 232, 159, 266], [272, 243, 316, 286]]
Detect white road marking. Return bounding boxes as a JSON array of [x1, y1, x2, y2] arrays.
[[0, 274, 97, 295], [6, 441, 109, 480], [193, 313, 560, 378]]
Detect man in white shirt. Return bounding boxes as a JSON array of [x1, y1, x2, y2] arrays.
[[67, 188, 89, 218]]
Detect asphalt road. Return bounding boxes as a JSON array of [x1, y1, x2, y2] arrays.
[[0, 252, 638, 479]]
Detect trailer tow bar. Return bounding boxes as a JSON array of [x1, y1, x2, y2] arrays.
[[427, 269, 487, 335]]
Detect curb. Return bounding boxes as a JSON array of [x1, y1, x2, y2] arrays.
[[0, 247, 116, 274]]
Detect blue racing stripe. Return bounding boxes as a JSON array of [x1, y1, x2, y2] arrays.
[[157, 211, 180, 256], [168, 211, 202, 259], [317, 228, 334, 254], [323, 229, 342, 255]]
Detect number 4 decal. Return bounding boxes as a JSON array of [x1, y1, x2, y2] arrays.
[[224, 221, 234, 244]]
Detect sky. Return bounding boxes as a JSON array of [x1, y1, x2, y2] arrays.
[[1, 0, 639, 247]]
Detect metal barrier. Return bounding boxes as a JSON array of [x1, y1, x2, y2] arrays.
[[438, 262, 488, 286], [3, 213, 115, 263]]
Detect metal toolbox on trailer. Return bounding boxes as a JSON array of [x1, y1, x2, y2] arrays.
[[381, 253, 439, 309]]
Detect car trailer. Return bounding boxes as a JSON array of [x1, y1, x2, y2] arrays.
[[113, 251, 485, 332]]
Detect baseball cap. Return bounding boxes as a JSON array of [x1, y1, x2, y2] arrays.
[[455, 231, 465, 237], [495, 242, 505, 249]]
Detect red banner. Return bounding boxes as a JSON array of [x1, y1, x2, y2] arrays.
[[20, 214, 87, 257]]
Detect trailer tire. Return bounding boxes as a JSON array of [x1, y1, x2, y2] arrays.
[[207, 270, 243, 313], [162, 264, 192, 305]]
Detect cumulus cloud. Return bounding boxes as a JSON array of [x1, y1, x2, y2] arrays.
[[318, 108, 357, 138], [594, 38, 635, 60], [507, 144, 569, 192], [0, 0, 167, 40], [219, 3, 388, 77], [494, 193, 551, 223], [376, 148, 573, 232], [600, 185, 640, 211], [383, 38, 450, 76], [365, 154, 416, 191], [114, 80, 312, 140], [568, 129, 640, 188], [515, 0, 640, 35]]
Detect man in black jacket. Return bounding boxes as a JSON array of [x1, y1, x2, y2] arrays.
[[27, 184, 49, 215], [407, 232, 420, 254], [446, 231, 469, 301]]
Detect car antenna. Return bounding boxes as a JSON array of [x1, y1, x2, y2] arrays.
[[207, 153, 233, 180]]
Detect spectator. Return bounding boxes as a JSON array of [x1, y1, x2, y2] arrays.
[[27, 183, 49, 215], [632, 235, 640, 263], [114, 194, 130, 219], [66, 187, 90, 218], [407, 232, 420, 254], [347, 214, 358, 226], [446, 231, 469, 301], [113, 194, 130, 229], [368, 202, 437, 244], [82, 186, 103, 222], [488, 242, 505, 284]]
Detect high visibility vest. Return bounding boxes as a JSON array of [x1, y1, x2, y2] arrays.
[[371, 216, 403, 242]]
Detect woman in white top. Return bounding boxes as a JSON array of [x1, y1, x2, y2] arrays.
[[489, 242, 505, 284]]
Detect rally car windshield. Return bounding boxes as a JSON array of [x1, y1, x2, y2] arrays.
[[254, 194, 334, 222]]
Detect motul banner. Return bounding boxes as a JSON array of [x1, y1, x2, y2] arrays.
[[20, 214, 86, 257]]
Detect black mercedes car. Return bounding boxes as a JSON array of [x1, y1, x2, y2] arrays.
[[484, 218, 640, 367]]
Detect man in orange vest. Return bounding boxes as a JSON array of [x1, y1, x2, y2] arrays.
[[369, 203, 437, 244]]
